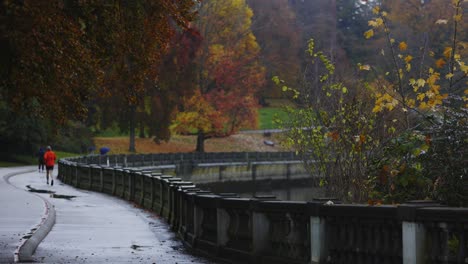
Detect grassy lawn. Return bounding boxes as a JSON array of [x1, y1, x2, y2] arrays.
[[258, 107, 288, 130], [94, 124, 128, 137]]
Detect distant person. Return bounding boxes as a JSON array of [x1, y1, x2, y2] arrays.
[[37, 147, 46, 172], [99, 147, 110, 155], [43, 146, 57, 186], [88, 146, 96, 154]]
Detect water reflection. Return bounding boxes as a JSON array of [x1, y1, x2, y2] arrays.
[[198, 179, 326, 202]]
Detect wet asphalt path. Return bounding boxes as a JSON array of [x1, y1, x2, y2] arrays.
[[1, 167, 216, 264]]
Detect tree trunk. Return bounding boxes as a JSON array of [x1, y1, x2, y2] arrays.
[[129, 105, 136, 152], [196, 131, 205, 152], [139, 119, 145, 138]]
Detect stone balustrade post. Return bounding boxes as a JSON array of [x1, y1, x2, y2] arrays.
[[398, 200, 442, 264], [88, 166, 92, 189], [111, 169, 116, 195], [217, 207, 230, 247], [74, 165, 78, 186], [252, 211, 269, 254], [99, 167, 104, 192], [129, 171, 135, 202], [194, 204, 203, 239], [308, 202, 328, 264], [310, 216, 327, 264]]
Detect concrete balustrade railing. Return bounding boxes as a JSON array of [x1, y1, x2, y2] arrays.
[[58, 152, 468, 264]]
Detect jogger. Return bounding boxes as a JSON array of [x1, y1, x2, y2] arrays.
[[43, 146, 57, 185]]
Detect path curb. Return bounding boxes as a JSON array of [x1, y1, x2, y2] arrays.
[[4, 169, 57, 263]]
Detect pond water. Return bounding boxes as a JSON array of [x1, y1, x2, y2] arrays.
[[198, 178, 326, 202]]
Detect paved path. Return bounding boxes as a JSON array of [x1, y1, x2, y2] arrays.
[[0, 167, 215, 264]]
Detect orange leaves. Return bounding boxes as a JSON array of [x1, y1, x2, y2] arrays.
[[398, 42, 408, 51], [327, 131, 340, 141], [191, 0, 264, 138], [435, 58, 446, 68], [404, 55, 413, 63]]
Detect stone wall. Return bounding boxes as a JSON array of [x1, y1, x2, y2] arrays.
[[58, 153, 468, 264]]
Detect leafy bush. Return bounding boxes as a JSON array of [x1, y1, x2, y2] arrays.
[[54, 122, 94, 154]]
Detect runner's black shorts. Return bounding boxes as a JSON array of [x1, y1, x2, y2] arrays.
[[46, 166, 54, 171]]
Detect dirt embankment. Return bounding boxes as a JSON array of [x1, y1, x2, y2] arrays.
[[93, 133, 287, 154]]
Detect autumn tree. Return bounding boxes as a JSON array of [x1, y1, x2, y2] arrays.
[[0, 1, 101, 153], [0, 0, 199, 154], [80, 0, 198, 152], [172, 0, 265, 152], [275, 1, 467, 205], [363, 1, 468, 205], [153, 27, 203, 142]]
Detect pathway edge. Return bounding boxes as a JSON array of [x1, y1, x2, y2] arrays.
[[3, 169, 56, 263]]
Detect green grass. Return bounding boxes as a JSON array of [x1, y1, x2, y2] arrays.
[[258, 107, 288, 130], [94, 125, 128, 137]]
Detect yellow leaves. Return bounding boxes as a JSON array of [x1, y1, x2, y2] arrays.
[[410, 70, 448, 110], [417, 93, 425, 101], [372, 104, 382, 113], [419, 102, 428, 110], [406, 63, 411, 72], [427, 71, 440, 85], [358, 64, 371, 71], [435, 58, 446, 68], [460, 62, 468, 74], [404, 55, 413, 63], [271, 76, 282, 85], [373, 93, 399, 113], [454, 14, 463, 22], [445, 73, 454, 79], [417, 79, 426, 88], [410, 78, 426, 92], [364, 29, 374, 39], [399, 42, 407, 51], [372, 6, 380, 15], [443, 47, 453, 59], [368, 18, 384, 28]]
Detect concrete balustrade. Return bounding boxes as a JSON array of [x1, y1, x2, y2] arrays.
[[58, 153, 468, 264]]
